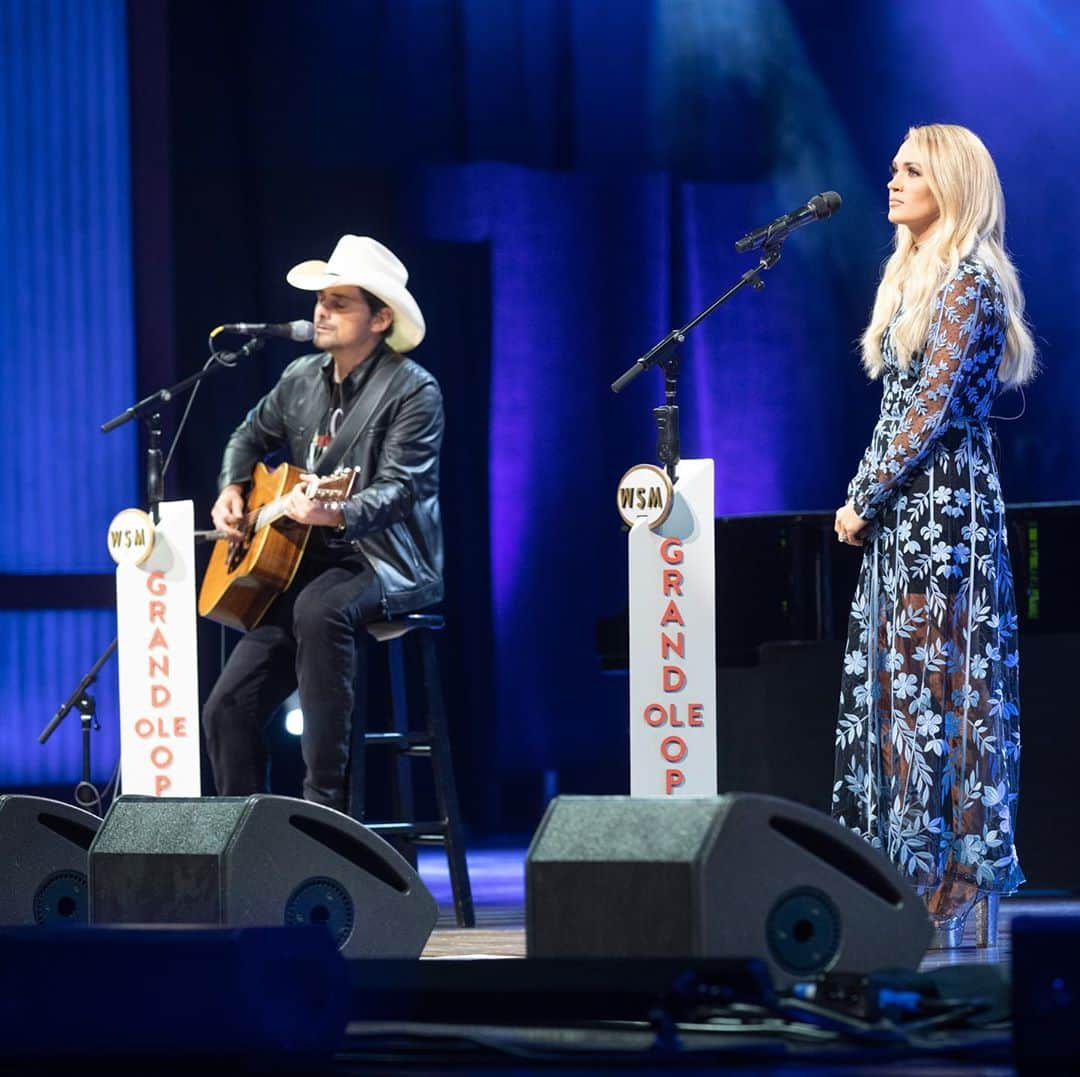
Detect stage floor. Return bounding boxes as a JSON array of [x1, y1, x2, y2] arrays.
[[417, 844, 1076, 968]]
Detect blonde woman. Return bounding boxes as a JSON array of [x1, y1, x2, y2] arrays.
[[831, 125, 1036, 948]]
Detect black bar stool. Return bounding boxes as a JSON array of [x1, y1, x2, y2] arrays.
[[348, 613, 475, 928]]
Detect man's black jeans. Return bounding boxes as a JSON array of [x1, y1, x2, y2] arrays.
[[203, 557, 383, 812]]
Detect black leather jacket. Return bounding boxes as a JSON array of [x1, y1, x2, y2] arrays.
[[218, 348, 444, 615]]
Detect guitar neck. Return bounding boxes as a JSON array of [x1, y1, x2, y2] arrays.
[[240, 469, 356, 537], [249, 497, 290, 534]]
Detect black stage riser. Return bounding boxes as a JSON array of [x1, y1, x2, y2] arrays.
[[0, 925, 347, 1061], [1013, 915, 1080, 1072]]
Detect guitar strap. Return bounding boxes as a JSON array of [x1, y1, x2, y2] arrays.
[[314, 351, 408, 478]]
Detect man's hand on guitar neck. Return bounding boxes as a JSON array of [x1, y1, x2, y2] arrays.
[[283, 473, 347, 530], [211, 484, 247, 542]]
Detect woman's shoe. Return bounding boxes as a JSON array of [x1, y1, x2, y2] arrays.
[[974, 892, 1000, 948], [928, 892, 1001, 950], [929, 914, 964, 949]]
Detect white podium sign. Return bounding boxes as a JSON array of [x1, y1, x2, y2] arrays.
[[628, 459, 717, 796], [114, 500, 202, 796]]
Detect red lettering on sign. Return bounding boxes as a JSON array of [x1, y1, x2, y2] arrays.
[[660, 632, 685, 660], [660, 735, 687, 764], [645, 703, 701, 727], [150, 745, 173, 769], [135, 716, 188, 738], [665, 769, 685, 795], [136, 565, 187, 795], [660, 538, 683, 565], [643, 704, 668, 727], [663, 665, 686, 692], [662, 568, 684, 596], [659, 600, 684, 627]]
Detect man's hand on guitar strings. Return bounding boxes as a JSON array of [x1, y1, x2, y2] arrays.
[[211, 484, 247, 542]]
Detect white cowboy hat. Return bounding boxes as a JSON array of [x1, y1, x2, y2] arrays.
[[286, 235, 426, 352]]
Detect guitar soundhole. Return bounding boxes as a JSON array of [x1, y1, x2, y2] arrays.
[[226, 537, 249, 572]]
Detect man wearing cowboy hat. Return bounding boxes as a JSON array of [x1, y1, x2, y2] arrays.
[[203, 235, 443, 813]]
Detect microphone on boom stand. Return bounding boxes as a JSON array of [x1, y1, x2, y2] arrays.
[[734, 191, 842, 253], [210, 320, 315, 342], [611, 190, 842, 394]]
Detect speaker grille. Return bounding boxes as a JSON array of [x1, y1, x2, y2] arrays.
[[89, 797, 248, 855], [529, 797, 722, 862]]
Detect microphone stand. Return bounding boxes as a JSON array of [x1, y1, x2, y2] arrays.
[[610, 243, 784, 482], [100, 336, 265, 434], [37, 337, 265, 812], [37, 640, 117, 812]]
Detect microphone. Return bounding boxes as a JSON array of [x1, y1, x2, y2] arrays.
[[212, 320, 315, 342], [734, 191, 842, 254]]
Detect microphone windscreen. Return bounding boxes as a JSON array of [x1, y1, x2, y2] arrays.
[[289, 320, 315, 342], [811, 191, 842, 218]]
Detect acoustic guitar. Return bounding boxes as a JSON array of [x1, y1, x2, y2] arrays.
[[198, 461, 358, 631]]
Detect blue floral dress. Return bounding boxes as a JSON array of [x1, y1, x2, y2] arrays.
[[832, 257, 1024, 902]]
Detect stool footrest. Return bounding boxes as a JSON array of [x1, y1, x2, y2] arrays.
[[367, 821, 448, 843], [363, 732, 431, 755], [366, 614, 445, 642]]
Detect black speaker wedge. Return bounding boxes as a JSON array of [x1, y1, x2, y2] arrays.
[[89, 794, 438, 958], [526, 793, 931, 988], [0, 794, 101, 926]]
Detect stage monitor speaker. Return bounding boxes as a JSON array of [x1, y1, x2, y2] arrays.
[[0, 795, 101, 926], [89, 794, 437, 958], [526, 793, 931, 988]]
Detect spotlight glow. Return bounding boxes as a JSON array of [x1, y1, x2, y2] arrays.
[[284, 708, 304, 736]]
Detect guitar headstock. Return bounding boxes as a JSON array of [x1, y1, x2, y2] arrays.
[[311, 466, 359, 507]]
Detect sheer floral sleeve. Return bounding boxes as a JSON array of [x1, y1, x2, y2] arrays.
[[845, 443, 875, 506], [848, 267, 1002, 521]]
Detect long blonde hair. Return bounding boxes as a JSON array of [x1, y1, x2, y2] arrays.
[[861, 124, 1036, 388]]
